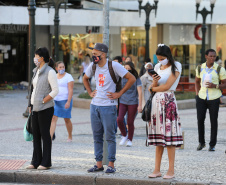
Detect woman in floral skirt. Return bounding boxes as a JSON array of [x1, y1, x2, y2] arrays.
[[147, 44, 183, 179]]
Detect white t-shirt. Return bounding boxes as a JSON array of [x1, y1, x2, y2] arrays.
[[154, 61, 182, 91], [54, 73, 74, 101], [82, 62, 90, 73], [85, 60, 128, 106]]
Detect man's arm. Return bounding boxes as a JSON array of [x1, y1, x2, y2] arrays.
[[195, 77, 201, 95], [107, 72, 136, 100], [83, 74, 96, 97]]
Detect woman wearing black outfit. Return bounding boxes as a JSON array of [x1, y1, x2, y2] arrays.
[[26, 47, 59, 170]]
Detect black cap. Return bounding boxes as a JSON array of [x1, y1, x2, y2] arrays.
[[88, 43, 108, 53]]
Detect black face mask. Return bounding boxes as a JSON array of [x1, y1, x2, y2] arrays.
[[92, 54, 102, 64]]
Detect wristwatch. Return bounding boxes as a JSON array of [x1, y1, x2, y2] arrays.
[[42, 100, 45, 104], [216, 84, 219, 89]]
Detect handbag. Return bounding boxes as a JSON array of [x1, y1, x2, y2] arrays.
[[26, 114, 32, 134], [23, 114, 33, 141], [141, 92, 155, 122]]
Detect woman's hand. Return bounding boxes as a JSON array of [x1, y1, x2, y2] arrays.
[[28, 107, 31, 114], [137, 105, 142, 113], [152, 74, 161, 83], [65, 101, 70, 109]]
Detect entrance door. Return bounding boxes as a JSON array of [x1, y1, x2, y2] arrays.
[[0, 33, 27, 83]]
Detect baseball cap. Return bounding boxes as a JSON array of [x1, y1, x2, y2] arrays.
[[88, 43, 108, 53]]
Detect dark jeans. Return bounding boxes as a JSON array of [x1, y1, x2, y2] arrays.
[[196, 96, 220, 147], [31, 106, 54, 168]]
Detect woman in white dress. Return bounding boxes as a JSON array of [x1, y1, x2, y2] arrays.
[[147, 44, 183, 179]]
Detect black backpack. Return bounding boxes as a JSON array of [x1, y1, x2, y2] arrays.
[[92, 60, 122, 92]]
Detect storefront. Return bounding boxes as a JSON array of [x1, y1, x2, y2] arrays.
[[120, 26, 158, 72], [166, 24, 210, 81], [0, 24, 28, 83]]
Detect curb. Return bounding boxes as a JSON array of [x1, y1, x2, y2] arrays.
[[0, 171, 215, 185]]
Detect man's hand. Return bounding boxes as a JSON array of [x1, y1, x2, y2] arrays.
[[89, 90, 97, 98], [65, 101, 70, 109], [206, 82, 216, 88], [107, 91, 122, 100]]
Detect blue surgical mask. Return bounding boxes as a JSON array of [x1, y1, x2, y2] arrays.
[[58, 69, 65, 75], [159, 58, 168, 66]]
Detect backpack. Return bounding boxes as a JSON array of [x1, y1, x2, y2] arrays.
[[197, 64, 221, 83], [92, 60, 122, 92]]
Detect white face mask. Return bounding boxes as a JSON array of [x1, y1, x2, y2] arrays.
[[159, 58, 168, 66], [34, 58, 41, 67]]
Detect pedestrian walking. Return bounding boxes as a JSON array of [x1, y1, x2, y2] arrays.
[[80, 54, 91, 92], [195, 49, 226, 152], [147, 44, 183, 179], [83, 43, 136, 173], [140, 62, 153, 103], [26, 47, 59, 170], [117, 62, 142, 147], [50, 61, 74, 142], [113, 56, 123, 65]]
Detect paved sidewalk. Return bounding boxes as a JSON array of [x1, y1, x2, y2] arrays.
[[0, 90, 226, 185]]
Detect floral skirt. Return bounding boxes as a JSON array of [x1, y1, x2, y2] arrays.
[[147, 91, 183, 147]]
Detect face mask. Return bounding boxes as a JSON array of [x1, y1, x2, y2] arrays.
[[92, 54, 102, 64], [159, 58, 168, 66], [147, 69, 152, 73], [128, 70, 132, 73], [34, 58, 40, 67], [58, 69, 65, 75]]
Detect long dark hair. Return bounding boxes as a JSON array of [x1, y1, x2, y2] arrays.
[[156, 45, 177, 75], [125, 62, 138, 79], [35, 47, 55, 69]]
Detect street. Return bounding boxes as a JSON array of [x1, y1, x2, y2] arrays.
[[0, 90, 226, 184]]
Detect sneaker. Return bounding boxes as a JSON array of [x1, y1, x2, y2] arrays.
[[119, 135, 128, 146], [126, 140, 132, 147], [105, 166, 116, 173], [197, 143, 206, 151], [87, 165, 104, 173], [208, 146, 215, 151]]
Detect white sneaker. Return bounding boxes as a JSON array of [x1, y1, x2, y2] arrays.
[[119, 135, 128, 146], [126, 140, 132, 147]]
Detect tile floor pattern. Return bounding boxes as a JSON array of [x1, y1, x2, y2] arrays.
[[0, 159, 27, 170]]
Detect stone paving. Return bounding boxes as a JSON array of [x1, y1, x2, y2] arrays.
[[0, 90, 226, 184]]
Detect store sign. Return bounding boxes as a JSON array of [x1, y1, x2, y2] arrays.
[[86, 26, 100, 34], [0, 24, 28, 33]]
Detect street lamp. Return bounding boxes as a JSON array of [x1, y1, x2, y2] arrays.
[[196, 0, 216, 63], [138, 0, 158, 60], [48, 0, 68, 62], [23, 0, 36, 117]]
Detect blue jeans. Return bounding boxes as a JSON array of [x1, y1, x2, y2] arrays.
[[90, 104, 117, 162]]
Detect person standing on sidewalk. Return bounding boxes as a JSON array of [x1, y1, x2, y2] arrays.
[[80, 54, 91, 92], [147, 44, 183, 179], [50, 61, 74, 142], [140, 62, 153, 103], [117, 62, 142, 147], [27, 47, 59, 170], [195, 49, 226, 152], [83, 43, 136, 173]]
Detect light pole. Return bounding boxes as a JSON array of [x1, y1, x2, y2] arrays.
[[196, 0, 216, 63], [48, 0, 67, 62], [23, 0, 36, 117], [138, 0, 158, 60]]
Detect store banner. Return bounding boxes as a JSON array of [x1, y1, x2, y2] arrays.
[[169, 25, 209, 45]]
